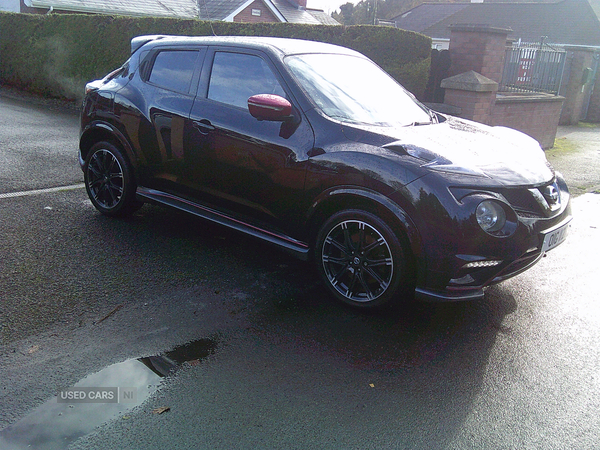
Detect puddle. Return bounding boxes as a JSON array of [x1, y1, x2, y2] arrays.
[[0, 338, 217, 450], [139, 338, 218, 377]]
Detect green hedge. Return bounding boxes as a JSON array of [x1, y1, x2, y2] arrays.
[[0, 12, 431, 101]]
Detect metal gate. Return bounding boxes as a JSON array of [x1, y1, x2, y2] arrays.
[[500, 40, 566, 95]]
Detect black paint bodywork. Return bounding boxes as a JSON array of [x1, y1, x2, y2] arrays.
[[79, 36, 572, 301]]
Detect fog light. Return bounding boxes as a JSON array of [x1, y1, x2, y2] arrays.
[[476, 200, 506, 233], [463, 260, 503, 269]]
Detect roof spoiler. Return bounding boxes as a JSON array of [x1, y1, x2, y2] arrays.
[[130, 35, 172, 54]]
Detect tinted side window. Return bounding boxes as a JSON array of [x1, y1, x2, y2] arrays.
[[208, 52, 286, 109], [148, 50, 198, 94]]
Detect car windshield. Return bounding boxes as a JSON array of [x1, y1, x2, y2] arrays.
[[285, 53, 432, 127]]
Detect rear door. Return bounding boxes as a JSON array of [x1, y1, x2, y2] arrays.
[[125, 46, 205, 192]]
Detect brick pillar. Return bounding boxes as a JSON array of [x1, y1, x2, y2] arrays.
[[448, 24, 512, 84], [559, 47, 596, 125], [441, 70, 498, 125], [585, 56, 600, 123]]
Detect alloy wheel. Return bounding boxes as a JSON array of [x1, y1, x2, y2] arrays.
[[321, 219, 394, 303], [86, 149, 124, 210]]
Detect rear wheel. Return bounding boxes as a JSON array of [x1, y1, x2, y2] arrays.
[[84, 141, 142, 217], [316, 209, 411, 308]]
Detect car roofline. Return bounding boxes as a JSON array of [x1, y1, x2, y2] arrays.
[[130, 35, 363, 58]]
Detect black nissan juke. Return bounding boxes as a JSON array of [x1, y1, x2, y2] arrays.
[[79, 35, 572, 308]]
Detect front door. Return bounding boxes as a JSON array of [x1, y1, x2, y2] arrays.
[[184, 48, 315, 232]]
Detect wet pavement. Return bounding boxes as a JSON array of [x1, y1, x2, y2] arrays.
[[0, 339, 217, 450], [1, 360, 160, 450], [553, 125, 600, 196], [1, 90, 600, 449]]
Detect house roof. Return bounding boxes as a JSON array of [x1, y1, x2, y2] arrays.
[[197, 0, 337, 24], [393, 0, 600, 46], [306, 8, 340, 25], [197, 0, 246, 21], [25, 0, 337, 24], [270, 0, 321, 23], [393, 3, 469, 33], [272, 0, 321, 25], [590, 0, 600, 16], [25, 0, 199, 18]]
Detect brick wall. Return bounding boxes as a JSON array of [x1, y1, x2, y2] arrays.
[[234, 1, 280, 23], [444, 88, 495, 124], [19, 0, 37, 13], [491, 95, 565, 149], [448, 24, 511, 84], [442, 24, 565, 148]]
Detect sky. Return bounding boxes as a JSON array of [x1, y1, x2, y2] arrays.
[[307, 0, 357, 15]]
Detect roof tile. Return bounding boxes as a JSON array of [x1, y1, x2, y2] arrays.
[[29, 0, 199, 18], [395, 0, 600, 46]]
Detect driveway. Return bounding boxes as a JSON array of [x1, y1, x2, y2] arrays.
[[1, 91, 599, 449], [553, 125, 600, 196]]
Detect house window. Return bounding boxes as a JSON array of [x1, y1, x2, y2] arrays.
[[251, 9, 261, 16]]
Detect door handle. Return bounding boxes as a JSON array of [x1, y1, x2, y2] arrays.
[[193, 119, 215, 135]]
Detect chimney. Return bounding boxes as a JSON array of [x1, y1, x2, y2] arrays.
[[291, 0, 307, 9]]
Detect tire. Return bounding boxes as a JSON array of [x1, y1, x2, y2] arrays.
[[315, 209, 411, 309], [84, 141, 142, 217]]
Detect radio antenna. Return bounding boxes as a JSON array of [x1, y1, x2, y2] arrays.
[[199, 0, 218, 36]]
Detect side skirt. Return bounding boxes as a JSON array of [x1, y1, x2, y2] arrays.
[[136, 186, 310, 261]]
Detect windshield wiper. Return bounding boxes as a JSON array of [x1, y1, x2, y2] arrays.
[[407, 109, 438, 127], [428, 108, 439, 124]]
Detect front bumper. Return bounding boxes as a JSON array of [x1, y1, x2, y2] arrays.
[[415, 286, 487, 301], [413, 176, 572, 302], [414, 248, 546, 302]]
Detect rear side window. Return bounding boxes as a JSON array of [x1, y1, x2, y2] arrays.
[[148, 50, 198, 94], [208, 52, 285, 109]]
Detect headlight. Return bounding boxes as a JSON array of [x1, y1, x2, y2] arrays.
[[476, 200, 506, 233]]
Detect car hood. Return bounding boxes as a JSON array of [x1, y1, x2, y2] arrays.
[[344, 116, 554, 186]]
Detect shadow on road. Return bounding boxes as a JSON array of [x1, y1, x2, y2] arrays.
[[2, 199, 517, 448]]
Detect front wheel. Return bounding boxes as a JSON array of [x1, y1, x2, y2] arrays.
[[84, 141, 142, 217], [316, 210, 412, 309]]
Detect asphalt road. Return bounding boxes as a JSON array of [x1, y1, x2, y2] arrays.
[[1, 92, 599, 449]]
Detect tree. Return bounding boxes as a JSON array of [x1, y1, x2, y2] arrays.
[[334, 2, 357, 25], [332, 0, 375, 25], [332, 0, 437, 26]]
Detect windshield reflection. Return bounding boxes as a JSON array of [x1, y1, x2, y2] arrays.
[[285, 53, 431, 127]]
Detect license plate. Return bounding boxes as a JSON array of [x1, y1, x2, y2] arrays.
[[541, 221, 570, 253]]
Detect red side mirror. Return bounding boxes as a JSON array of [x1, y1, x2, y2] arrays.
[[248, 94, 292, 121]]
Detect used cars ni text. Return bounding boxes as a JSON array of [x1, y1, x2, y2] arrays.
[[79, 35, 572, 308]]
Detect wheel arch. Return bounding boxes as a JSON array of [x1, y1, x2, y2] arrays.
[[79, 122, 137, 171], [306, 187, 424, 265]]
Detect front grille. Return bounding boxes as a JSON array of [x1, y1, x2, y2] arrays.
[[500, 188, 545, 216], [496, 180, 563, 219]]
